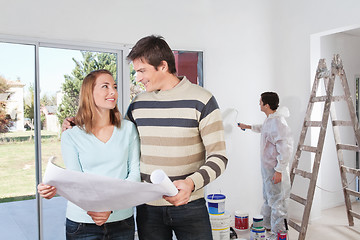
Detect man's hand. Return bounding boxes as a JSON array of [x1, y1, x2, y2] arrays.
[[37, 183, 57, 199], [272, 171, 282, 184], [237, 123, 250, 130], [87, 211, 112, 226], [62, 117, 75, 132], [163, 178, 194, 206]]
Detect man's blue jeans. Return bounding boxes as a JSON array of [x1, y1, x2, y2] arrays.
[[136, 198, 213, 240], [65, 216, 135, 240]]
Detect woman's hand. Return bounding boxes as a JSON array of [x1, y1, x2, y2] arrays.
[[87, 211, 112, 226], [37, 183, 57, 199]]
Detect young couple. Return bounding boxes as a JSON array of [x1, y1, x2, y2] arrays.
[[38, 35, 228, 240]]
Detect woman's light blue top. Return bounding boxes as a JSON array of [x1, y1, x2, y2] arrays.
[[61, 119, 140, 223]]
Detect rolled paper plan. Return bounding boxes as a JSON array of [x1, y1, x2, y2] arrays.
[[150, 169, 179, 196]]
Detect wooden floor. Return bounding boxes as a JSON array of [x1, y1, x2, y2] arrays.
[[289, 202, 360, 240], [234, 202, 360, 240]]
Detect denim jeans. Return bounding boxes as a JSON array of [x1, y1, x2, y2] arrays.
[[136, 198, 213, 240], [65, 216, 135, 240]]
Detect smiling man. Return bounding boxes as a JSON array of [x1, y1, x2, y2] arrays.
[[126, 35, 228, 240]]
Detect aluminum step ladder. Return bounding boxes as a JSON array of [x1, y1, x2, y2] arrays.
[[289, 54, 360, 240]]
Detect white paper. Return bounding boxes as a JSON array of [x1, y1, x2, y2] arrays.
[[150, 169, 178, 196], [42, 157, 178, 212]]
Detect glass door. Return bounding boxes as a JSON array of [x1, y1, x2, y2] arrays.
[[0, 42, 38, 239], [0, 38, 123, 240]]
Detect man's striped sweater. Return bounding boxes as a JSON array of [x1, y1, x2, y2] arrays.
[[126, 76, 228, 206]]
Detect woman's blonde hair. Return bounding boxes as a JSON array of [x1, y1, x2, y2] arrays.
[[75, 69, 121, 133]]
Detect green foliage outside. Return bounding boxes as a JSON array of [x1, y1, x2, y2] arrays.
[[57, 51, 117, 125], [23, 84, 35, 120], [0, 76, 10, 133], [40, 93, 57, 106], [0, 131, 62, 202], [129, 63, 145, 101], [23, 84, 55, 130]]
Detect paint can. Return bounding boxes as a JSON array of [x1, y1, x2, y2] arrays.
[[250, 226, 266, 240], [252, 215, 264, 228], [277, 230, 287, 240], [207, 194, 226, 215], [234, 211, 249, 230], [210, 213, 230, 240]]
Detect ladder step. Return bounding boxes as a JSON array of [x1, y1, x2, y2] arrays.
[[332, 120, 353, 126], [336, 144, 359, 151], [300, 145, 317, 153], [311, 95, 345, 102], [345, 188, 360, 198], [349, 210, 360, 220], [304, 121, 322, 127], [290, 193, 307, 205], [303, 120, 353, 128], [293, 168, 312, 179], [341, 166, 360, 176], [331, 96, 347, 102], [311, 96, 327, 102], [288, 219, 301, 232]]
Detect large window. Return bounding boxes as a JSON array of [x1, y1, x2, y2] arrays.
[[0, 42, 38, 239], [0, 38, 125, 240]]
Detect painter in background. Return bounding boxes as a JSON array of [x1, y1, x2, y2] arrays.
[[238, 92, 293, 240]]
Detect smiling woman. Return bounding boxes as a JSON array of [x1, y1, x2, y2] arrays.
[[38, 69, 140, 240]]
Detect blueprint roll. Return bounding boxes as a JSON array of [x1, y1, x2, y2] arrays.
[[150, 169, 178, 196]]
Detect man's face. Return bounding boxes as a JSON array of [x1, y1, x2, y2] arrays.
[[132, 58, 165, 92], [259, 98, 267, 113]]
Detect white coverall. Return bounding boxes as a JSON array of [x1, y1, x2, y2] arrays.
[[251, 107, 293, 233]]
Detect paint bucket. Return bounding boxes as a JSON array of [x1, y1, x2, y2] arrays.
[[277, 230, 287, 240], [253, 215, 264, 228], [210, 213, 230, 240], [250, 226, 266, 240], [207, 194, 226, 215], [234, 211, 249, 230]]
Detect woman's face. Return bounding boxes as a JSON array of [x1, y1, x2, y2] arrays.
[[93, 73, 118, 111]]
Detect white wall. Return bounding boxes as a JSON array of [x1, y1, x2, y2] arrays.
[[271, 0, 360, 220], [2, 0, 360, 223], [0, 0, 273, 220], [319, 33, 360, 209]]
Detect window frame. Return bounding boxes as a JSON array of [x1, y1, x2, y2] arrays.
[[0, 34, 129, 240]]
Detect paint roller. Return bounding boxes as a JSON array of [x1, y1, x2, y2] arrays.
[[221, 108, 245, 130]]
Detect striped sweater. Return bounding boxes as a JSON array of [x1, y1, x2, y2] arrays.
[[126, 76, 228, 206]]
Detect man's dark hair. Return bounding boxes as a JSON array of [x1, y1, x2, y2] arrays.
[[127, 35, 177, 74], [261, 92, 279, 110]]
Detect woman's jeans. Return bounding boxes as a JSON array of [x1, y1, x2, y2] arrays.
[[65, 216, 135, 240], [136, 198, 213, 240]]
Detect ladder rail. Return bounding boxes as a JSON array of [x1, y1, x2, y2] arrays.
[[290, 60, 329, 185], [297, 71, 336, 240], [324, 77, 354, 226]]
